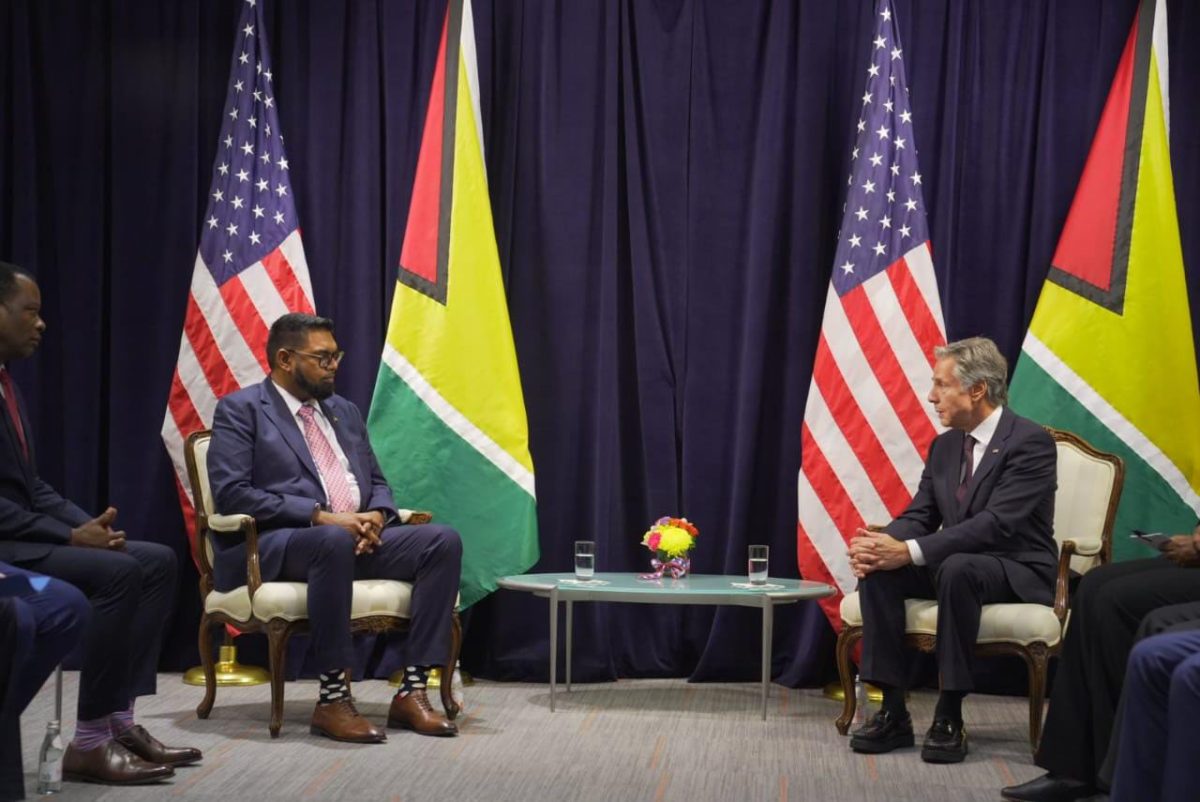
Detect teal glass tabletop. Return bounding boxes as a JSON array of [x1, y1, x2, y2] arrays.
[[497, 572, 834, 600]]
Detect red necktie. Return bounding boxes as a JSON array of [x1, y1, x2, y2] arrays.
[[0, 367, 29, 459], [296, 405, 357, 513]]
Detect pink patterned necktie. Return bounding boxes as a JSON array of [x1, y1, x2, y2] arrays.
[[296, 404, 357, 513]]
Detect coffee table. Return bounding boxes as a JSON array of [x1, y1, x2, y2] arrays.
[[496, 572, 835, 719]]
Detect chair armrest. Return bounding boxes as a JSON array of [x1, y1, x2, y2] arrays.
[[405, 510, 433, 525], [1062, 537, 1103, 557], [209, 513, 255, 533], [204, 513, 263, 597], [1053, 540, 1080, 622]]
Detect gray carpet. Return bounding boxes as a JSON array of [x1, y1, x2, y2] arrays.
[[17, 672, 1047, 801]]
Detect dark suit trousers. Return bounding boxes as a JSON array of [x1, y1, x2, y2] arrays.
[[0, 574, 90, 802], [859, 553, 1016, 692], [14, 541, 177, 720], [1109, 628, 1200, 802], [278, 523, 461, 672], [1035, 558, 1200, 783]]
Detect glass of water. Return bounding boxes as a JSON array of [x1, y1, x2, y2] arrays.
[[574, 540, 595, 580], [748, 544, 769, 585]]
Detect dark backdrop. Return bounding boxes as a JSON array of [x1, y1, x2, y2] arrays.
[[1, 0, 1197, 686]]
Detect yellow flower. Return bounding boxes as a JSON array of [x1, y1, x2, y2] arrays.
[[655, 526, 694, 558]]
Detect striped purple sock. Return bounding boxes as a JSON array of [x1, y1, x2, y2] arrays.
[[71, 718, 112, 751], [109, 702, 135, 734]]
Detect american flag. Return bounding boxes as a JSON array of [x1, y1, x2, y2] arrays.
[[161, 0, 314, 545], [796, 0, 946, 627]]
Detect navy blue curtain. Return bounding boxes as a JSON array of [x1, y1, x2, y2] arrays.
[[1, 0, 1197, 686]]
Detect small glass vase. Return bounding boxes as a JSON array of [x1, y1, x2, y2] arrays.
[[653, 552, 690, 579]]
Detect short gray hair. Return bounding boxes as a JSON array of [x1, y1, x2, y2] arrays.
[[934, 337, 1008, 406]]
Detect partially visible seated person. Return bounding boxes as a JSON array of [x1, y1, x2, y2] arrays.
[[1003, 527, 1200, 802], [0, 261, 201, 786], [847, 337, 1058, 764], [207, 312, 463, 743], [1110, 624, 1200, 802], [1, 564, 89, 802]]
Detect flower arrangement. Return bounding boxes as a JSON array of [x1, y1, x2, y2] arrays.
[[640, 517, 698, 579]]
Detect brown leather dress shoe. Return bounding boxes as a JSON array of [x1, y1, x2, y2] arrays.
[[63, 740, 175, 785], [310, 699, 387, 743], [115, 724, 203, 767], [387, 690, 458, 737]]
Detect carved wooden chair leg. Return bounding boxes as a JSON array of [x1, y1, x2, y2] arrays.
[[266, 620, 290, 739], [196, 616, 217, 719], [1023, 642, 1050, 752], [835, 627, 862, 735], [437, 613, 463, 720]]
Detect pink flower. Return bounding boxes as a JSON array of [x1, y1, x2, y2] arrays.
[[647, 532, 662, 551]]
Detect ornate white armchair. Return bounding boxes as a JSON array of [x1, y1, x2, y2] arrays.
[[184, 429, 461, 737], [833, 427, 1124, 749]]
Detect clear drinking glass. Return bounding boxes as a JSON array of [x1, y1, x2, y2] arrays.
[[574, 540, 595, 580], [748, 544, 769, 585]]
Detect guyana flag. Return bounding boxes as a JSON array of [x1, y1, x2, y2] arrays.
[[368, 0, 538, 607], [1010, 0, 1199, 560]]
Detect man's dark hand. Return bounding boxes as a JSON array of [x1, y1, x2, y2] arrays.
[[1164, 533, 1200, 567], [70, 507, 126, 550]]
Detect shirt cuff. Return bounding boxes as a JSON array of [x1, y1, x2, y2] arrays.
[[906, 539, 926, 566]]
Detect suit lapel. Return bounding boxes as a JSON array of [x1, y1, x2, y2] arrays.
[[960, 407, 1014, 512], [260, 380, 323, 485], [1, 381, 35, 483]]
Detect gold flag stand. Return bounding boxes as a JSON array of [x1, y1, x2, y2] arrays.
[[183, 634, 270, 687], [822, 681, 884, 703]]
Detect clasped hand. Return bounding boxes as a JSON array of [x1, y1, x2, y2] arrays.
[[69, 506, 126, 550], [847, 527, 911, 578], [315, 510, 386, 555]]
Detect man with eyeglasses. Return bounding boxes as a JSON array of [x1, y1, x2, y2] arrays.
[[207, 312, 462, 742]]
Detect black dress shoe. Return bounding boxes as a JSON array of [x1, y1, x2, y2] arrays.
[[849, 709, 915, 754], [115, 724, 203, 767], [920, 717, 967, 763], [1001, 773, 1096, 802]]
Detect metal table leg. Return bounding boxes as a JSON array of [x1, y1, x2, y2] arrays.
[[761, 598, 774, 721], [549, 586, 558, 712], [565, 599, 573, 693]]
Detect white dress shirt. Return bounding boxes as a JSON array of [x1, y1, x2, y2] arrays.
[[907, 405, 1004, 566]]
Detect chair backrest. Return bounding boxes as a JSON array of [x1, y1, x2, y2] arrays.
[[1048, 427, 1125, 574], [183, 429, 217, 578]]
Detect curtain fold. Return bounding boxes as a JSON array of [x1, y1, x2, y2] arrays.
[[1, 0, 1196, 685]]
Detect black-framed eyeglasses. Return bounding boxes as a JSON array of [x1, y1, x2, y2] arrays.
[[287, 349, 345, 369]]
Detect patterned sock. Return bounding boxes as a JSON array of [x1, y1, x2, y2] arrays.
[[318, 668, 349, 705], [396, 665, 428, 698], [109, 701, 135, 734], [71, 717, 113, 751], [934, 690, 965, 724]]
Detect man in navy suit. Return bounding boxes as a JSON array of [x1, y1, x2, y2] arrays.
[[1, 564, 89, 801], [207, 312, 462, 742], [0, 261, 200, 785], [847, 337, 1058, 763]]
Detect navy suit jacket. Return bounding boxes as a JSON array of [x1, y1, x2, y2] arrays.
[[207, 379, 398, 591], [884, 407, 1058, 604], [0, 375, 90, 563]]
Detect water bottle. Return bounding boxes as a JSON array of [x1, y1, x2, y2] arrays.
[[36, 720, 64, 794], [450, 662, 466, 711], [852, 675, 869, 727]]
